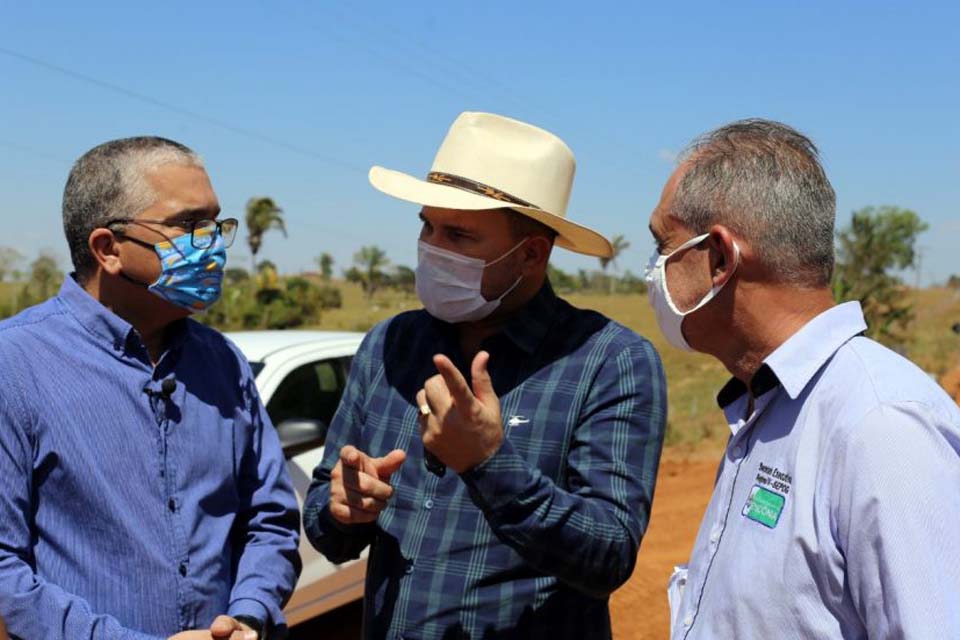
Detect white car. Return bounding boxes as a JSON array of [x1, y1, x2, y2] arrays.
[[226, 330, 366, 627]]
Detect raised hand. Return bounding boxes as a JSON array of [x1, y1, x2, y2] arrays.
[[416, 351, 503, 474], [329, 445, 407, 525]]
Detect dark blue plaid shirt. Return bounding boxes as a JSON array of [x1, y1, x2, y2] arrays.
[[304, 283, 667, 639]]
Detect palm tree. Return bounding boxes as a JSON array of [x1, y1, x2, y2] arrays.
[[353, 245, 390, 300], [245, 197, 286, 273], [315, 252, 335, 280], [598, 234, 631, 293]]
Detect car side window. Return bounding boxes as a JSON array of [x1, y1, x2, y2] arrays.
[[266, 359, 347, 431]]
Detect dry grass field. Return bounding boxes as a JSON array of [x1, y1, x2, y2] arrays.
[[310, 282, 960, 446]]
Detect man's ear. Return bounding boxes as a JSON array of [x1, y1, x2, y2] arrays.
[[707, 225, 739, 288], [520, 235, 553, 273], [88, 228, 123, 276]]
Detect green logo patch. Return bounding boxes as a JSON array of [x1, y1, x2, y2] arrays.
[[742, 485, 785, 528]]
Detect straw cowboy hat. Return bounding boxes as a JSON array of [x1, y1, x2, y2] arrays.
[[369, 112, 613, 258]]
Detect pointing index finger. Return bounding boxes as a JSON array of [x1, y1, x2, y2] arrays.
[[432, 354, 474, 407]]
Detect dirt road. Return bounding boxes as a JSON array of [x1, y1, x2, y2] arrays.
[[291, 450, 719, 640], [610, 454, 717, 638]]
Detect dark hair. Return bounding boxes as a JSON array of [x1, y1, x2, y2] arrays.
[[505, 208, 558, 243], [62, 136, 201, 279]]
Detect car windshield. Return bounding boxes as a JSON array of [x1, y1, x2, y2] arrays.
[[249, 361, 265, 377]]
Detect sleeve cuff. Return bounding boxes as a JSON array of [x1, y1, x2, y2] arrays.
[[459, 438, 536, 513], [228, 598, 269, 626]]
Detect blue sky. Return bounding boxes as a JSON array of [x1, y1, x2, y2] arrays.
[[1, 0, 958, 284]]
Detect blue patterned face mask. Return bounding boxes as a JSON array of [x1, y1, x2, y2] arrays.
[[145, 228, 227, 312]]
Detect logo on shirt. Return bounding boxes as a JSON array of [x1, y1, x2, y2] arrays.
[[742, 485, 786, 528], [742, 462, 792, 528]]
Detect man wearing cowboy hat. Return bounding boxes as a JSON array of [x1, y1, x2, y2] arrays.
[[303, 112, 667, 638]]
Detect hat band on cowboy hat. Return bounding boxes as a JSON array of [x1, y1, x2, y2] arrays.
[[369, 112, 614, 258], [426, 172, 541, 209]]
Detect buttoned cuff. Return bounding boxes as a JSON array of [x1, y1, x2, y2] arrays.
[[228, 598, 269, 627], [459, 438, 533, 513]]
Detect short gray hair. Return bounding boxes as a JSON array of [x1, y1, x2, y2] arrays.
[[672, 119, 836, 287], [62, 136, 203, 279]]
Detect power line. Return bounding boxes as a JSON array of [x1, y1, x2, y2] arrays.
[[322, 5, 525, 113], [0, 46, 365, 173], [275, 4, 501, 109]]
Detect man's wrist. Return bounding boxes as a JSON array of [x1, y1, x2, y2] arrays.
[[232, 615, 265, 640]]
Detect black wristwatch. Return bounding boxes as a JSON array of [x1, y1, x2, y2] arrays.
[[233, 615, 266, 640]]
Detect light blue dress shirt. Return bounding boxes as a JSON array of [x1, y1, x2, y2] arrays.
[[670, 302, 960, 639]]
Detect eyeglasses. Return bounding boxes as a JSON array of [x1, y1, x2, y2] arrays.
[[106, 217, 239, 249]]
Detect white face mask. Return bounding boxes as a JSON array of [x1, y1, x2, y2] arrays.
[[644, 233, 740, 351], [416, 239, 525, 323]]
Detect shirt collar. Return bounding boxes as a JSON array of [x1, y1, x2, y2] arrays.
[[717, 301, 867, 408], [500, 280, 562, 354], [58, 274, 137, 352], [58, 274, 192, 356]]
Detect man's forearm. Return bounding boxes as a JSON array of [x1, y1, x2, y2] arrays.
[[460, 438, 641, 598]]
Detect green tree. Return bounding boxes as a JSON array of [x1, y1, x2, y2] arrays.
[[352, 245, 390, 300], [224, 267, 250, 285], [0, 247, 24, 282], [598, 234, 631, 293], [245, 197, 286, 273], [255, 260, 280, 292], [316, 253, 335, 281], [947, 274, 960, 290], [618, 270, 648, 294], [547, 263, 577, 293], [17, 252, 63, 309], [832, 206, 929, 347], [386, 265, 416, 294]]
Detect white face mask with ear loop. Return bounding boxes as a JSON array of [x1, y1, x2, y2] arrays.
[[644, 233, 740, 351], [416, 238, 526, 323]]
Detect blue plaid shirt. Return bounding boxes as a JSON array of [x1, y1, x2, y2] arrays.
[[304, 283, 667, 639], [0, 276, 300, 639]]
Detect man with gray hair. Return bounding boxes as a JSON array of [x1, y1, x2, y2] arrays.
[[0, 137, 300, 640], [644, 119, 960, 638]]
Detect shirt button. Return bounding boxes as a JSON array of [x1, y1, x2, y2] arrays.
[[178, 563, 187, 577], [168, 498, 177, 512], [731, 445, 744, 459], [683, 613, 694, 627], [423, 499, 434, 510], [404, 561, 414, 575], [709, 529, 721, 543]]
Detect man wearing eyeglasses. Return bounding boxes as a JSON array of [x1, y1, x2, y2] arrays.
[[0, 137, 300, 640]]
